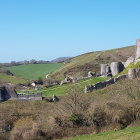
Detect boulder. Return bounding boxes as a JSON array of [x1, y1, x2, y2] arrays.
[[128, 68, 137, 79], [110, 62, 125, 76]]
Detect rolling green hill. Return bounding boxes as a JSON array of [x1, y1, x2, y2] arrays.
[[0, 73, 27, 84], [8, 63, 64, 80], [60, 127, 140, 140], [49, 46, 135, 81]]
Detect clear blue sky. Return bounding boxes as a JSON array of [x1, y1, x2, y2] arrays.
[[0, 0, 140, 62]]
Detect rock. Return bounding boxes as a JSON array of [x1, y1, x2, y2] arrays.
[[88, 71, 96, 77], [136, 39, 140, 59], [128, 68, 137, 79], [45, 74, 49, 79], [61, 75, 77, 85], [60, 80, 70, 85], [52, 95, 59, 102], [110, 62, 125, 76], [31, 82, 36, 87], [125, 56, 135, 67]]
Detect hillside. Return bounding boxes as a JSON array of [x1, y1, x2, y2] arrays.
[[8, 63, 64, 80], [51, 57, 72, 63], [49, 46, 135, 81], [0, 73, 27, 85], [60, 127, 140, 140]]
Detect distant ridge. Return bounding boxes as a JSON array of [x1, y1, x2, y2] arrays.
[[51, 57, 72, 63]]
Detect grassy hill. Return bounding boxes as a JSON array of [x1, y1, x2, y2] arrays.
[[60, 127, 140, 140], [8, 63, 64, 80], [49, 46, 135, 81], [0, 73, 27, 84]]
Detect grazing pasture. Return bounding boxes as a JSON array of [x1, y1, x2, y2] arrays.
[[8, 63, 64, 80]]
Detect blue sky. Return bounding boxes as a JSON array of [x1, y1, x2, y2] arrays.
[[0, 0, 140, 62]]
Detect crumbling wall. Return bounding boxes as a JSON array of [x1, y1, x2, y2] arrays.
[[85, 75, 127, 93], [18, 93, 42, 101]]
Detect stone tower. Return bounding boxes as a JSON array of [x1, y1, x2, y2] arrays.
[[110, 62, 125, 76], [136, 39, 140, 59], [100, 64, 111, 76]]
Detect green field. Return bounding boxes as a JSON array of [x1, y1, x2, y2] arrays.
[[27, 77, 107, 96], [0, 73, 27, 84], [8, 63, 64, 80], [60, 127, 140, 140]]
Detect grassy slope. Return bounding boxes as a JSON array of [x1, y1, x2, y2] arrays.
[[60, 127, 140, 140], [49, 46, 135, 81], [26, 77, 107, 96], [117, 61, 140, 76], [8, 63, 64, 80], [0, 73, 27, 84]]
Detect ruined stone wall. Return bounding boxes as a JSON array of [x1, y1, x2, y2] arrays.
[[18, 93, 42, 101], [0, 86, 42, 102], [85, 75, 127, 93]]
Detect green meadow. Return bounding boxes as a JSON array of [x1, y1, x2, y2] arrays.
[[8, 63, 64, 80], [0, 73, 27, 84]]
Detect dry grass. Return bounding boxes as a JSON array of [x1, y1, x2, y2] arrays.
[[1, 78, 140, 139]]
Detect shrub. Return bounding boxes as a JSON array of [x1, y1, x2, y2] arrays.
[[92, 107, 108, 128], [37, 77, 43, 85], [69, 113, 85, 127]]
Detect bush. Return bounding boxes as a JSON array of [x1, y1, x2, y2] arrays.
[[92, 107, 108, 128], [69, 113, 85, 127], [37, 77, 43, 85]]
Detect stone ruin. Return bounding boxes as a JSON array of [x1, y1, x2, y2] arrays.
[[0, 86, 42, 102], [100, 62, 125, 77], [136, 39, 140, 59], [110, 62, 125, 76], [101, 64, 111, 76], [88, 71, 96, 77], [43, 95, 59, 102], [85, 75, 127, 93], [128, 68, 140, 79], [100, 39, 140, 77], [86, 39, 140, 93], [60, 75, 77, 85], [0, 86, 18, 101]]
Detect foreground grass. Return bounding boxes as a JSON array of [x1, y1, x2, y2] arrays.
[[0, 73, 27, 84], [27, 77, 107, 96], [8, 63, 64, 80], [60, 127, 140, 140]]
